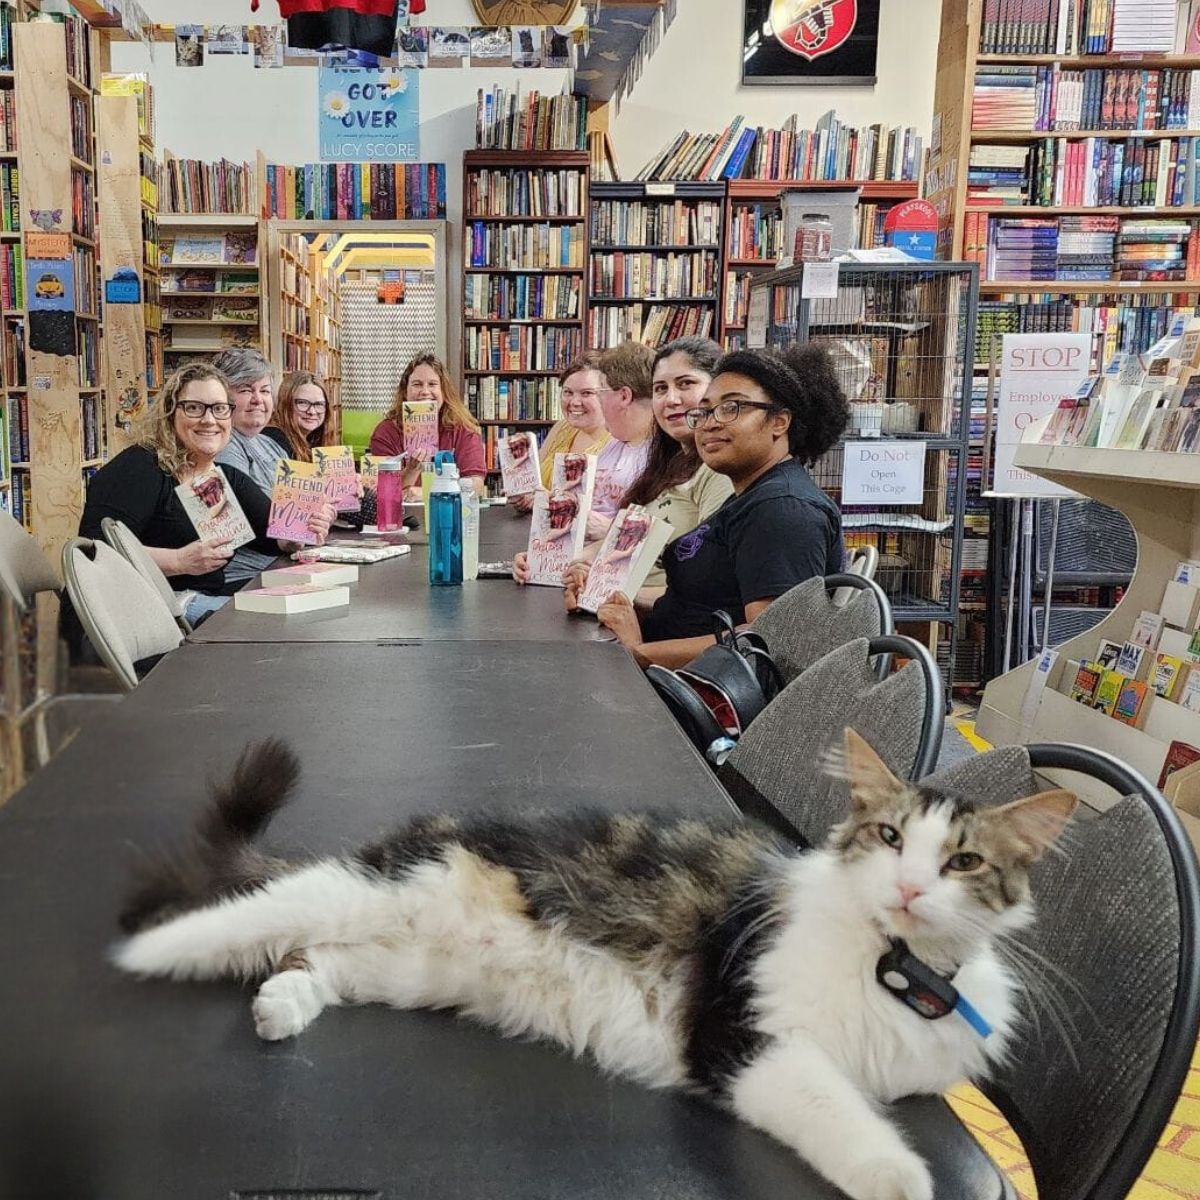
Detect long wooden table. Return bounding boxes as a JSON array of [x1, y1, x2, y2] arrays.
[[189, 502, 605, 645], [0, 568, 1010, 1198]]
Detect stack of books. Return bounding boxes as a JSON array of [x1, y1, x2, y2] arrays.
[[474, 87, 588, 152], [161, 153, 255, 215], [1117, 220, 1195, 282], [1056, 216, 1118, 283], [980, 0, 1184, 56]]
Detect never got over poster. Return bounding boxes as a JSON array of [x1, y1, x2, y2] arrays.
[[319, 66, 420, 163]]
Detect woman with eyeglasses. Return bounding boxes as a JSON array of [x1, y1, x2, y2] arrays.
[[593, 344, 848, 669], [265, 371, 332, 462], [78, 362, 334, 627]]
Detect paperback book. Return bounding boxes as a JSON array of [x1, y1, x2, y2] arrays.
[[497, 430, 541, 496], [576, 506, 675, 614], [1113, 678, 1150, 727], [1069, 660, 1104, 704], [525, 453, 597, 587], [260, 562, 359, 587], [401, 400, 439, 464], [266, 459, 328, 546], [175, 466, 254, 551], [313, 445, 359, 512], [1158, 740, 1200, 790], [233, 583, 350, 614], [1094, 669, 1128, 716]]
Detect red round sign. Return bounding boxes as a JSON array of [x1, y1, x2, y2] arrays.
[[769, 0, 858, 61]]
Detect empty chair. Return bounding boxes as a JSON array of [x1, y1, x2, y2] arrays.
[[0, 512, 121, 789], [718, 634, 943, 844], [100, 517, 192, 634], [751, 572, 893, 684], [60, 539, 183, 692], [904, 743, 1199, 1200]]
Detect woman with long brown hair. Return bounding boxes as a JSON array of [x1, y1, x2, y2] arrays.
[[367, 352, 487, 494], [266, 371, 332, 462]]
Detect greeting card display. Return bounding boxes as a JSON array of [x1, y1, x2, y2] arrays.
[[175, 466, 255, 551]]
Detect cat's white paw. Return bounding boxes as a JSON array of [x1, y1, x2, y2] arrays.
[[839, 1149, 934, 1200], [252, 971, 321, 1041]]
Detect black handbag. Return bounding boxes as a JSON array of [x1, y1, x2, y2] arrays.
[[646, 611, 783, 765]]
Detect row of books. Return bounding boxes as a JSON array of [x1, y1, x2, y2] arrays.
[[146, 330, 163, 391], [164, 295, 258, 323], [468, 378, 561, 424], [0, 163, 18, 233], [81, 393, 104, 461], [161, 232, 256, 268], [143, 274, 162, 333], [74, 244, 96, 317], [77, 323, 99, 390], [1037, 319, 1200, 452], [101, 73, 156, 144], [590, 252, 719, 301], [0, 91, 15, 154], [0, 3, 13, 72], [59, 11, 92, 84], [142, 208, 158, 272], [69, 93, 91, 166], [4, 318, 24, 388], [164, 326, 259, 353], [587, 303, 714, 350], [636, 113, 922, 184], [262, 161, 447, 222], [465, 168, 585, 219], [970, 137, 1200, 208], [465, 222, 585, 271], [463, 273, 582, 322], [980, 0, 1180, 55], [973, 65, 1200, 132], [6, 391, 26, 461], [964, 214, 1200, 281], [161, 154, 255, 215], [975, 299, 1195, 367], [5, 470, 30, 532], [474, 87, 588, 153], [163, 269, 257, 294], [0, 244, 23, 312], [463, 325, 582, 373], [727, 205, 783, 262], [140, 149, 159, 209], [71, 168, 94, 241], [590, 200, 722, 249]]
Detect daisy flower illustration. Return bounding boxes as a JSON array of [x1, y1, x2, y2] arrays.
[[379, 69, 407, 94], [323, 90, 351, 119]]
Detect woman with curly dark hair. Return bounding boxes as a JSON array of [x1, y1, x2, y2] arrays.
[[594, 344, 849, 669]]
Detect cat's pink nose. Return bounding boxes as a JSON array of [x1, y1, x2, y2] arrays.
[[897, 883, 924, 909]]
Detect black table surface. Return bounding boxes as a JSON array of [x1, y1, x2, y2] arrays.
[[0, 642, 1007, 1200], [190, 503, 601, 645]]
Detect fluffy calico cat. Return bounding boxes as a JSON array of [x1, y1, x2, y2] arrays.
[[113, 729, 1076, 1200]]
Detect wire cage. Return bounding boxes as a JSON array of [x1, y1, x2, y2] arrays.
[[751, 263, 976, 676]]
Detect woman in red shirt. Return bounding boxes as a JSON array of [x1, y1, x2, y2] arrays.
[[367, 353, 487, 495]]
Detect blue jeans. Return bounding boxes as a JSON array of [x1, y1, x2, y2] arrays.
[[184, 592, 232, 627]]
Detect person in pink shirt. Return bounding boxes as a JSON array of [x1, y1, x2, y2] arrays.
[[588, 341, 656, 540], [367, 353, 487, 495]]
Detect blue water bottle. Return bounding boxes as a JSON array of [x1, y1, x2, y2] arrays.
[[428, 450, 463, 586]]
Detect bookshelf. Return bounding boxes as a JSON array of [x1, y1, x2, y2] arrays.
[[461, 149, 588, 478], [159, 214, 263, 372], [160, 151, 255, 216], [587, 180, 724, 351], [720, 179, 920, 351], [269, 228, 342, 442], [927, 0, 1200, 693], [96, 76, 158, 455]]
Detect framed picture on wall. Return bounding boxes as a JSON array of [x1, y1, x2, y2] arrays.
[[742, 0, 880, 86]]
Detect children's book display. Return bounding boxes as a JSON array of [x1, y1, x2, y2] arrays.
[[1032, 316, 1200, 453], [175, 466, 254, 550], [525, 452, 597, 586], [576, 505, 674, 613], [497, 430, 541, 496]]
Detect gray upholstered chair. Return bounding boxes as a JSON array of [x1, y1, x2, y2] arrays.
[[751, 572, 894, 684], [60, 538, 183, 692], [914, 744, 1200, 1200], [718, 634, 943, 844], [0, 512, 121, 790], [100, 517, 193, 634]]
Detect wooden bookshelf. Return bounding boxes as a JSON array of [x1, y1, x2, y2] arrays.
[[269, 228, 343, 441], [97, 78, 158, 455], [158, 213, 263, 372], [461, 149, 588, 457], [720, 178, 919, 350], [587, 180, 724, 352]]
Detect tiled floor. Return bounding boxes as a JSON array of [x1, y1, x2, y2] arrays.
[[945, 717, 1200, 1199]]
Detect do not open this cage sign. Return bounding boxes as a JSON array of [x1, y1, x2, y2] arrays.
[[319, 67, 420, 163]]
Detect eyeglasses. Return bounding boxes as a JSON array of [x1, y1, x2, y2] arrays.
[[561, 388, 601, 402], [684, 399, 779, 430], [294, 399, 328, 413], [176, 401, 233, 420]]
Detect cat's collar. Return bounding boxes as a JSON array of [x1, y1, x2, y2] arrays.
[[876, 938, 993, 1038]]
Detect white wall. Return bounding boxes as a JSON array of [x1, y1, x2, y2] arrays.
[[608, 0, 942, 178]]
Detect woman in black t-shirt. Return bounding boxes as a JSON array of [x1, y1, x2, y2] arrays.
[[595, 345, 849, 669], [79, 362, 335, 627]]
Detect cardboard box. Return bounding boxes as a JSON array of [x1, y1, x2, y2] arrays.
[[1160, 580, 1200, 630]]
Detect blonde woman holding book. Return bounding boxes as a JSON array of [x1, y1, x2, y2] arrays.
[[507, 353, 610, 514]]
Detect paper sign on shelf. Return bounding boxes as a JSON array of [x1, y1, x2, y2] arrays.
[[841, 440, 926, 506], [801, 260, 839, 299], [990, 333, 1088, 499], [746, 286, 768, 349]]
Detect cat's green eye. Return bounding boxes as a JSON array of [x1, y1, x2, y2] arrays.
[[947, 852, 983, 872], [878, 824, 902, 849]]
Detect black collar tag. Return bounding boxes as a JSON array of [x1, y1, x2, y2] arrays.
[[876, 938, 958, 1021]]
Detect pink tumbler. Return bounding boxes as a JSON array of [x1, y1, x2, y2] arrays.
[[376, 459, 404, 532]]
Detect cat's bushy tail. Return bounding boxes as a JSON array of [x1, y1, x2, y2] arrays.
[[118, 738, 301, 935]]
